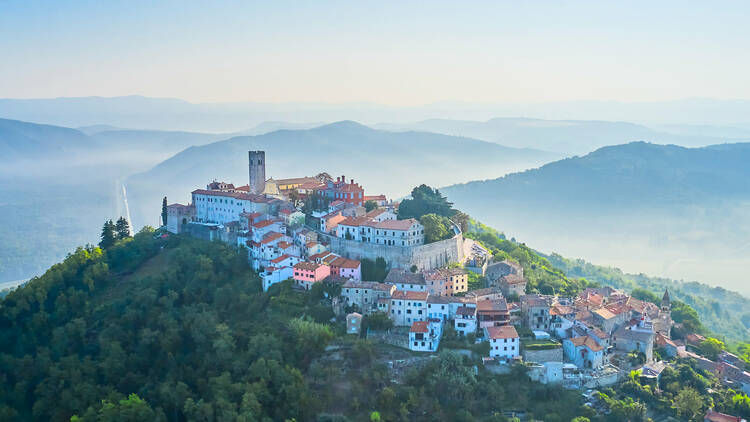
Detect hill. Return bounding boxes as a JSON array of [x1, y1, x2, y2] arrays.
[[125, 121, 560, 228], [0, 229, 591, 421], [0, 117, 93, 160], [375, 117, 741, 154], [442, 142, 750, 295]]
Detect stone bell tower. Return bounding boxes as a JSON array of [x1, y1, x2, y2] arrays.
[[248, 151, 266, 195]]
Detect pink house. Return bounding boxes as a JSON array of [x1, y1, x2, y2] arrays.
[[339, 258, 362, 281], [293, 261, 331, 290]]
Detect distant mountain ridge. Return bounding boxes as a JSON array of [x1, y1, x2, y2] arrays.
[[442, 141, 750, 295], [3, 95, 750, 133], [126, 120, 559, 228], [375, 118, 744, 154]]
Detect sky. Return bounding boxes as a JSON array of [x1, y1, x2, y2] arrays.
[[1, 0, 749, 106]]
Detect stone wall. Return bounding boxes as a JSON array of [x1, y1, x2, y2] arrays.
[[522, 347, 563, 363], [318, 231, 465, 271]]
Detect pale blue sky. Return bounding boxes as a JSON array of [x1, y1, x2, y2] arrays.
[[1, 0, 748, 105]]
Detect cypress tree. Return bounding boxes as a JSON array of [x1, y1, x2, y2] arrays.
[[115, 217, 131, 239], [161, 196, 168, 227], [99, 219, 116, 248]]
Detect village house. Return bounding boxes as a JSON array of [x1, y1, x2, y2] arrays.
[[304, 241, 326, 257], [704, 410, 747, 422], [612, 319, 655, 361], [165, 203, 196, 234], [261, 265, 295, 292], [337, 258, 362, 280], [465, 287, 504, 302], [384, 268, 427, 292], [426, 295, 453, 321], [499, 273, 527, 298], [550, 304, 577, 338], [293, 261, 331, 290], [363, 194, 388, 206], [486, 325, 520, 361], [322, 175, 365, 207], [389, 290, 429, 326], [409, 319, 443, 352], [477, 298, 510, 329], [341, 281, 395, 312], [522, 295, 553, 331], [563, 336, 605, 370], [454, 306, 478, 336], [424, 267, 469, 296], [346, 312, 363, 335]]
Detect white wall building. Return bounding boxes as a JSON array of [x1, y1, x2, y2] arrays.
[[389, 290, 428, 326], [486, 325, 520, 360]]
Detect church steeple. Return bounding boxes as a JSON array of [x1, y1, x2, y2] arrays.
[[661, 288, 671, 311]]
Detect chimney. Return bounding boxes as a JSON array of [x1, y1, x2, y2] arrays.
[[350, 179, 354, 184], [341, 175, 345, 183], [337, 177, 340, 182]]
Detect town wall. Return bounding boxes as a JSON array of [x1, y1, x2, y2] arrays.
[[318, 231, 465, 271]]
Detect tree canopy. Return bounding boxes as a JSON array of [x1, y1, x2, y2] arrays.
[[398, 184, 455, 220]]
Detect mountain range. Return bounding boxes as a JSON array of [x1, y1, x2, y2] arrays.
[[442, 141, 750, 295], [125, 121, 558, 227], [375, 118, 742, 154], [3, 95, 750, 133]]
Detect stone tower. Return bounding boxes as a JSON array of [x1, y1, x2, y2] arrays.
[[248, 151, 266, 195], [661, 288, 671, 313]]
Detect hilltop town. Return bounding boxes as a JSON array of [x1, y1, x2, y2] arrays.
[[164, 150, 750, 420]]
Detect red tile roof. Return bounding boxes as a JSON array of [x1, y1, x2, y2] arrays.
[[704, 410, 744, 422], [271, 254, 292, 264], [340, 259, 361, 269], [260, 232, 284, 244], [191, 189, 269, 202], [486, 325, 518, 340], [391, 290, 429, 301], [277, 241, 293, 249], [410, 320, 429, 333], [294, 261, 324, 271], [567, 335, 604, 352], [253, 220, 276, 229], [364, 195, 386, 201], [373, 218, 420, 231]]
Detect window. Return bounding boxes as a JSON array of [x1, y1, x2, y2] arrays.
[[504, 347, 507, 351]]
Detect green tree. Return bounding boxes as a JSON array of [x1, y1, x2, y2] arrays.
[[115, 217, 131, 240], [161, 196, 168, 227], [698, 337, 725, 360], [398, 184, 455, 219], [364, 200, 377, 212], [420, 213, 452, 243], [673, 387, 703, 421], [99, 219, 116, 249]]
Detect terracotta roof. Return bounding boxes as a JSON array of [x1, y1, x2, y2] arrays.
[[308, 252, 329, 261], [323, 254, 340, 265], [253, 220, 276, 229], [272, 176, 320, 186], [241, 212, 262, 219], [167, 203, 194, 211], [294, 261, 324, 271], [191, 189, 269, 202], [235, 185, 249, 192], [391, 290, 429, 301], [374, 218, 420, 231], [593, 307, 617, 320], [605, 303, 631, 316], [486, 325, 519, 340], [410, 321, 429, 333], [340, 259, 361, 269], [567, 335, 604, 352], [704, 410, 744, 422], [305, 241, 319, 248], [456, 306, 476, 316], [364, 195, 386, 201], [277, 241, 293, 249], [427, 295, 453, 304], [502, 273, 527, 285], [339, 216, 372, 227], [655, 333, 677, 348], [590, 328, 610, 340], [330, 257, 348, 267], [260, 232, 284, 244], [279, 209, 292, 215], [477, 298, 509, 313], [550, 305, 574, 316], [271, 254, 293, 264]]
